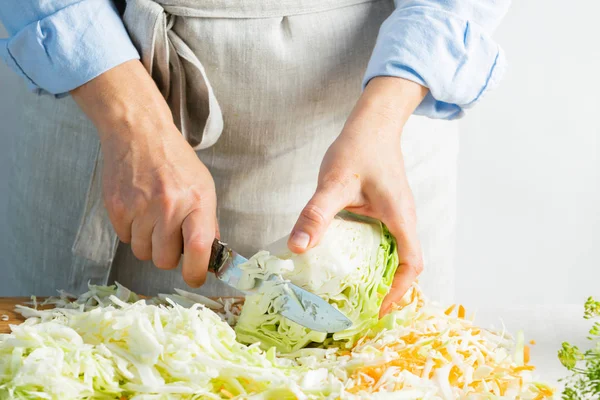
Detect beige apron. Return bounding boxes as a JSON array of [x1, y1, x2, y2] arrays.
[[1, 0, 459, 303]]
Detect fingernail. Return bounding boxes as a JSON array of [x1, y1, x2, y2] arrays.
[[289, 230, 310, 249]]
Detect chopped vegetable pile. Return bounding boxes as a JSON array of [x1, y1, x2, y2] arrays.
[[558, 296, 600, 400], [0, 214, 554, 399], [0, 283, 553, 399]]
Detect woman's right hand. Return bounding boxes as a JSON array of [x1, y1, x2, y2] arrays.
[[71, 60, 217, 287]]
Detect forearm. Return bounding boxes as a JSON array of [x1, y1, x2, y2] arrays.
[[70, 60, 173, 144], [343, 77, 428, 139]]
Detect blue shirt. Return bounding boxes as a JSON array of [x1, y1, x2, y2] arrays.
[[0, 0, 509, 119]]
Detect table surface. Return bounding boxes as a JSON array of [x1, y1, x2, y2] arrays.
[[1, 297, 589, 392], [0, 297, 38, 333]]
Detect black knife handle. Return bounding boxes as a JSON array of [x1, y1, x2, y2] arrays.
[[208, 239, 227, 273], [181, 238, 228, 274]]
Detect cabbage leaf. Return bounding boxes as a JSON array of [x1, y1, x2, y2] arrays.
[[234, 212, 399, 353]]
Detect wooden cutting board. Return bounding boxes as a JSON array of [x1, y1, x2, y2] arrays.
[[0, 297, 45, 334]]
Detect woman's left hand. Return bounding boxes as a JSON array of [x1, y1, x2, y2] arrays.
[[288, 77, 428, 316]]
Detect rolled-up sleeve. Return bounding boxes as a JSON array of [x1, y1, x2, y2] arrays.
[[0, 0, 139, 97], [364, 0, 511, 119]]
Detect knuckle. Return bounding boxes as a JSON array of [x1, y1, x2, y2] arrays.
[[186, 237, 211, 255], [187, 185, 214, 209], [154, 252, 179, 270], [156, 192, 177, 213], [300, 204, 327, 227], [406, 255, 424, 275], [131, 240, 152, 261], [188, 186, 205, 203]]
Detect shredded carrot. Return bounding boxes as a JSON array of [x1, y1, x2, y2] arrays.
[[529, 339, 536, 345], [458, 305, 466, 319], [524, 345, 531, 364], [535, 385, 554, 398], [513, 365, 535, 372], [445, 304, 456, 315]]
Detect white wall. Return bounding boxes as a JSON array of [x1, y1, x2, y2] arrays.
[[1, 1, 599, 306], [455, 0, 600, 307]]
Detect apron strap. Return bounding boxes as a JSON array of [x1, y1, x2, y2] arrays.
[[124, 0, 224, 149]]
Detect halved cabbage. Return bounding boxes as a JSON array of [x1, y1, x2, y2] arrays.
[[235, 212, 399, 353]]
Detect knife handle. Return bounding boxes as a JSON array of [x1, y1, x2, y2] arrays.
[[207, 239, 227, 273], [181, 238, 228, 274]]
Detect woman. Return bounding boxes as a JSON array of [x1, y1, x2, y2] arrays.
[[0, 0, 509, 312]]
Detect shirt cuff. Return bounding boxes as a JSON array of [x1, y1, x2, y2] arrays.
[[0, 0, 139, 97], [363, 5, 507, 120]]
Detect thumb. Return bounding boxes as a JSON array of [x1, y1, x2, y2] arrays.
[[288, 182, 352, 253]]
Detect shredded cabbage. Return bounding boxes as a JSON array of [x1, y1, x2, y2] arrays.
[[235, 212, 399, 353], [1, 295, 311, 399], [0, 284, 553, 399]]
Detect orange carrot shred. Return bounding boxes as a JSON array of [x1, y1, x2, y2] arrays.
[[513, 365, 535, 372]]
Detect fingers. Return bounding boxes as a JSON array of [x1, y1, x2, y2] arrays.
[[380, 252, 423, 317], [379, 192, 424, 317], [152, 213, 183, 270], [130, 215, 155, 261], [288, 176, 357, 253], [181, 208, 216, 288], [104, 193, 132, 243]]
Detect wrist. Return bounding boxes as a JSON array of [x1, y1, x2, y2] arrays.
[[345, 76, 428, 138], [71, 60, 174, 144]]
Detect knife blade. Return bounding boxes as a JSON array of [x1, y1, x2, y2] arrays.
[[207, 239, 352, 333]]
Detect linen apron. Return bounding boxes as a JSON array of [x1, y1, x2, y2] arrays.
[[1, 0, 459, 303]]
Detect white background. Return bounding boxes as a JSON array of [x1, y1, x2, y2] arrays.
[[1, 2, 599, 310], [454, 1, 600, 308]]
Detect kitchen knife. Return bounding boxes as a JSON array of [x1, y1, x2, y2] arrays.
[[207, 239, 352, 333]]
